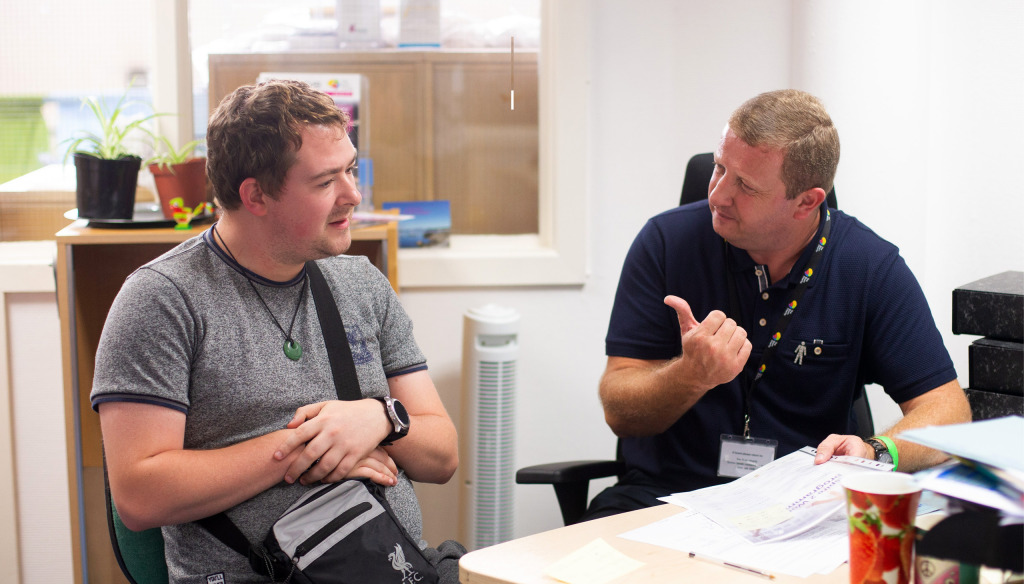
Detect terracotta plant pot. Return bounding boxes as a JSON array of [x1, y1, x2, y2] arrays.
[[74, 152, 141, 220], [150, 157, 208, 220]]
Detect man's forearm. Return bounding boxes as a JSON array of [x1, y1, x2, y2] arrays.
[[110, 430, 298, 531], [387, 412, 458, 483], [599, 357, 708, 437], [881, 379, 972, 472]]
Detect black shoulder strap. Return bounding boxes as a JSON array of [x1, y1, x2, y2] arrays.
[[198, 260, 362, 562], [306, 260, 362, 401]]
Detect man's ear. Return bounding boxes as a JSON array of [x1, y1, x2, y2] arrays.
[[238, 178, 270, 216], [794, 187, 827, 219]]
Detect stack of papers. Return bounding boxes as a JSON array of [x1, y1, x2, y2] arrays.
[[903, 416, 1024, 520], [621, 447, 897, 578]]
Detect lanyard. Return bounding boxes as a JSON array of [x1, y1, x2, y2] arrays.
[[725, 207, 832, 438]]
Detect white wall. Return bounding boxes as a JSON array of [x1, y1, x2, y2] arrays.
[[0, 0, 154, 94], [402, 0, 1024, 542]]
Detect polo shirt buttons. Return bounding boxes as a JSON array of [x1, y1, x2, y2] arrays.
[[762, 292, 770, 300], [759, 318, 767, 327], [755, 269, 763, 277]]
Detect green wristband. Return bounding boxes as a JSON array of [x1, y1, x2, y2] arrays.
[[874, 435, 899, 471]]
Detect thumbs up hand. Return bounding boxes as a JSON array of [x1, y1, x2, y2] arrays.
[[664, 295, 752, 390]]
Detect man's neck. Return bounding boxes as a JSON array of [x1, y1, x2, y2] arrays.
[[750, 208, 822, 285], [213, 215, 303, 282]]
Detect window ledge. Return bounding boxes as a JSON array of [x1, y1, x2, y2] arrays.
[[397, 234, 585, 288]]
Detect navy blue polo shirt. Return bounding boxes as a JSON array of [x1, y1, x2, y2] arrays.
[[605, 201, 956, 493]]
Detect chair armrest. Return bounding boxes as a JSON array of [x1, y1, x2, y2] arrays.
[[516, 460, 624, 525], [516, 460, 623, 485]]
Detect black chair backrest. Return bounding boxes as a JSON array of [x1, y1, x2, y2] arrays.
[[680, 152, 838, 208]]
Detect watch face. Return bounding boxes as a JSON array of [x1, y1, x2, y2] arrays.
[[392, 399, 410, 427]]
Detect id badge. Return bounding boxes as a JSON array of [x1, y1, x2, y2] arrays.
[[717, 434, 778, 478]]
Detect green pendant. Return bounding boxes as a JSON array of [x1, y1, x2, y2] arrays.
[[283, 339, 302, 361]]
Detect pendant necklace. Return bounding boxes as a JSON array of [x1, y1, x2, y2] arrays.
[[213, 225, 307, 361]]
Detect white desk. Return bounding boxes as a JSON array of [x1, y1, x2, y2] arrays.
[[458, 504, 848, 584]]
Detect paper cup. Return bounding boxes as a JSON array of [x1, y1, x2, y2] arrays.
[[843, 472, 922, 584]]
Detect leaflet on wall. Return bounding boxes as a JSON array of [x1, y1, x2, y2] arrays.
[[256, 72, 366, 152]]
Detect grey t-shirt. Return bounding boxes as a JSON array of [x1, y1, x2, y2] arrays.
[[91, 229, 427, 583]]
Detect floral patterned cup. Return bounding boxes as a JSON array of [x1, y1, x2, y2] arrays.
[[843, 472, 922, 584]]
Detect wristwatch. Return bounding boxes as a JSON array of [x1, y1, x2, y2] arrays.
[[864, 438, 893, 465], [375, 396, 410, 445]]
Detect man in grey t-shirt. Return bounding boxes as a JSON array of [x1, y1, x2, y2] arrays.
[[93, 79, 459, 583]]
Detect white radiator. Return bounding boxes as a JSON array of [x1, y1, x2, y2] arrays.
[[459, 304, 519, 550]]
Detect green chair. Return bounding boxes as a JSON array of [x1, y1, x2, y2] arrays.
[[103, 459, 169, 584]]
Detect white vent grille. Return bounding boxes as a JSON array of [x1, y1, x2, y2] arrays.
[[460, 305, 519, 550]]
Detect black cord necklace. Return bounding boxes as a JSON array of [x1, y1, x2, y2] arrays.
[[212, 225, 307, 361]]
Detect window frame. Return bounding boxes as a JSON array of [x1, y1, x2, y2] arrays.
[[156, 0, 588, 287]]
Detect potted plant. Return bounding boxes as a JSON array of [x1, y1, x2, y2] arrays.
[[148, 136, 209, 220], [63, 85, 162, 220]]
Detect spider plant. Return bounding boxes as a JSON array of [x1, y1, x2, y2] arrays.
[[149, 136, 206, 172], [62, 85, 163, 163]]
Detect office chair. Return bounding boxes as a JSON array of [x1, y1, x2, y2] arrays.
[[516, 152, 868, 526], [104, 458, 169, 584]]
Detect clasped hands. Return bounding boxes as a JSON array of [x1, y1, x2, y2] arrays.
[[273, 399, 398, 487], [665, 295, 873, 464]]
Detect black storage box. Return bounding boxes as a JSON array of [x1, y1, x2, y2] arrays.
[[952, 271, 1024, 341], [968, 338, 1023, 396]]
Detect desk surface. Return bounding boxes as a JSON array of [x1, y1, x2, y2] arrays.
[[458, 504, 848, 584]]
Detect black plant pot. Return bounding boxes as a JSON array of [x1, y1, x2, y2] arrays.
[[74, 152, 141, 220]]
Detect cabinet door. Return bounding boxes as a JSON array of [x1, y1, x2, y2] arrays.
[[209, 52, 427, 203], [431, 52, 538, 235]]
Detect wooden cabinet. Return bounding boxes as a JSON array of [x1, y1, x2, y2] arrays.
[[209, 50, 538, 236], [56, 221, 396, 584]]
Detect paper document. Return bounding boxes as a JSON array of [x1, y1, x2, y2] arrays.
[[899, 416, 1024, 474], [620, 507, 849, 578], [670, 447, 891, 543], [544, 538, 644, 584], [914, 460, 1024, 517]]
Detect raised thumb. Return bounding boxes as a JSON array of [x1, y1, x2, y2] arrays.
[[664, 295, 699, 333]]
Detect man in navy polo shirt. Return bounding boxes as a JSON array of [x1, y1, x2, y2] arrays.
[[586, 89, 970, 520]]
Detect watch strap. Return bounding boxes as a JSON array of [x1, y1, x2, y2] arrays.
[[873, 435, 899, 471]]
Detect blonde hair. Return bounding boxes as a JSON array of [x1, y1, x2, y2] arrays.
[[728, 89, 839, 199]]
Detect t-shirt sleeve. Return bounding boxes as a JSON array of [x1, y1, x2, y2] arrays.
[[365, 261, 427, 375], [90, 267, 194, 413]]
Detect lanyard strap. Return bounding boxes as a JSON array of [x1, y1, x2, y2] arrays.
[[726, 207, 832, 437]]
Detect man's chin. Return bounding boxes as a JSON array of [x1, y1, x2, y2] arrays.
[[315, 235, 352, 259]]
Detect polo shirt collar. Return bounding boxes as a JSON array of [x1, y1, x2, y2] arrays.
[[725, 201, 830, 290]]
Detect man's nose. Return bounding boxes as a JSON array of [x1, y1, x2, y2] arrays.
[[338, 178, 362, 206], [708, 174, 730, 207]]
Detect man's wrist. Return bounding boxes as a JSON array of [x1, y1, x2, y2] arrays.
[[864, 437, 895, 468]]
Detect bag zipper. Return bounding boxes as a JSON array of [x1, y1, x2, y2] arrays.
[[292, 501, 373, 559]]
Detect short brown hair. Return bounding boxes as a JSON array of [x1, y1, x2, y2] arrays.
[[728, 89, 839, 199], [206, 79, 350, 210]]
